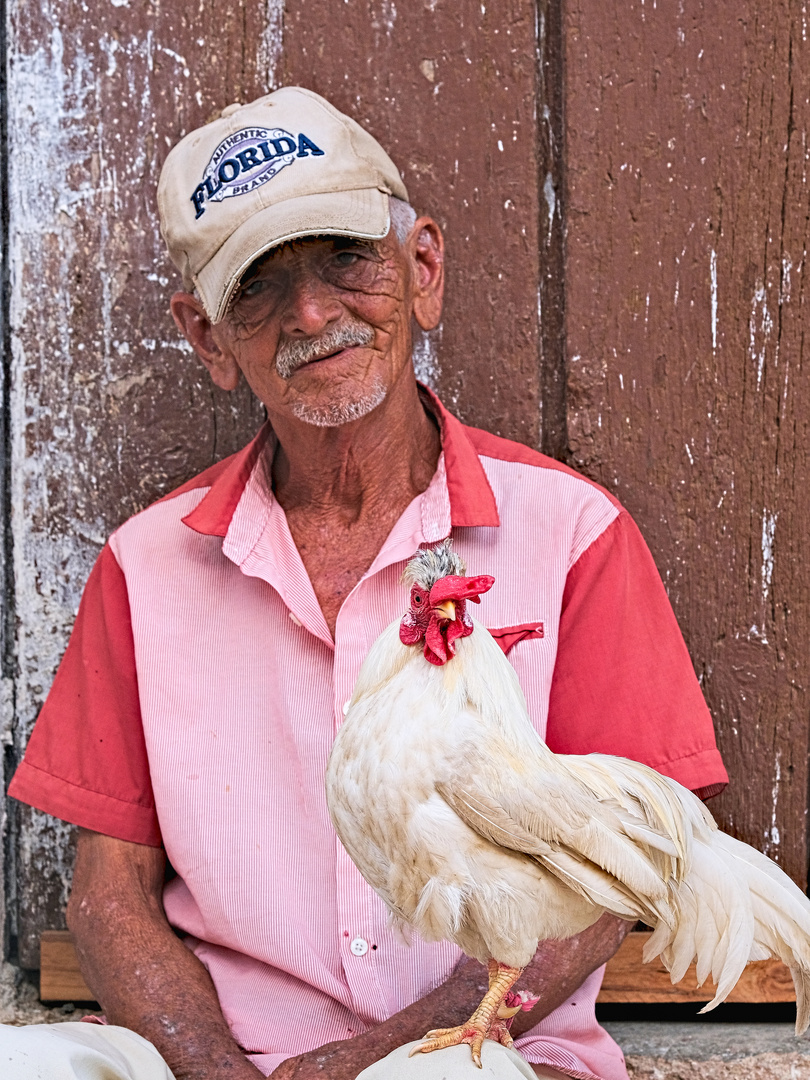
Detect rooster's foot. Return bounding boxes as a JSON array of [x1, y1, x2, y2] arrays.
[[409, 962, 527, 1068], [409, 1020, 500, 1067]]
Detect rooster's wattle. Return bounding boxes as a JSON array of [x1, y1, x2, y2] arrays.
[[325, 540, 810, 1066]]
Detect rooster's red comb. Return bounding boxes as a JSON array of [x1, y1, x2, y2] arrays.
[[428, 574, 495, 606]]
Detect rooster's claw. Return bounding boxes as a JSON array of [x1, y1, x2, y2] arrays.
[[410, 1022, 510, 1067]]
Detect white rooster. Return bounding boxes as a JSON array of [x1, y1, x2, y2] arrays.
[[325, 540, 810, 1066]]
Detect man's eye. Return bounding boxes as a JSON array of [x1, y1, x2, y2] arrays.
[[241, 279, 267, 298], [323, 248, 381, 290]]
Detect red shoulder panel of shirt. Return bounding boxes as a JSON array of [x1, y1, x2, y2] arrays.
[[545, 509, 728, 795], [8, 544, 163, 846]]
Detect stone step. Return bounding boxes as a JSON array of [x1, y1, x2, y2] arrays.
[[605, 1021, 810, 1079]]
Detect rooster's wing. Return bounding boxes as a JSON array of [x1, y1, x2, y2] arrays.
[[435, 738, 711, 929]]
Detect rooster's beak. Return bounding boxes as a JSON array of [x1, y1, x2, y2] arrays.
[[433, 600, 456, 622]]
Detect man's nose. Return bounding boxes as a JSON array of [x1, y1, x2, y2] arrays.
[[278, 270, 343, 337]]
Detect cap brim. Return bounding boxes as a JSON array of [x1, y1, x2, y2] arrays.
[[194, 187, 391, 323]]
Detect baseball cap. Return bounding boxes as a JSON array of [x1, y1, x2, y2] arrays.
[[158, 86, 409, 323]]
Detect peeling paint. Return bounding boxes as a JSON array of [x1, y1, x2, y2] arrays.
[[710, 248, 717, 352], [419, 59, 436, 83], [767, 751, 782, 851], [761, 509, 778, 604], [748, 280, 773, 389], [1, 680, 13, 749], [259, 0, 284, 85], [103, 368, 154, 401], [411, 325, 442, 389], [9, 18, 105, 757], [780, 254, 792, 305], [543, 171, 556, 241]]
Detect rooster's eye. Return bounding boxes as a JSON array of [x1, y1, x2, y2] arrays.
[[413, 593, 423, 606]]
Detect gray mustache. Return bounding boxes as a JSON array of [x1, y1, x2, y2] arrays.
[[275, 321, 375, 379]]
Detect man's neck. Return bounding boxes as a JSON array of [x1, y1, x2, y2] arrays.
[[266, 373, 442, 636], [269, 374, 440, 523]]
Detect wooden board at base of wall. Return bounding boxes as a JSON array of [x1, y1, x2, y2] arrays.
[[39, 931, 796, 1007]]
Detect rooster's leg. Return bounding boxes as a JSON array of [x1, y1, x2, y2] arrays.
[[409, 961, 524, 1068]]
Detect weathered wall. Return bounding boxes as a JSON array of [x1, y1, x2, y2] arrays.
[[564, 0, 810, 884], [2, 0, 809, 992]]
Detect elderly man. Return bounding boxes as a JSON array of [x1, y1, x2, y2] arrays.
[[5, 87, 726, 1080]]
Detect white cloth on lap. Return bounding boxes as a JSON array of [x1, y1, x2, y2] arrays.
[[356, 1041, 568, 1079], [0, 1022, 175, 1079], [0, 1025, 573, 1079]]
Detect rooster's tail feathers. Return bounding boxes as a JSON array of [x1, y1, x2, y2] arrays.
[[716, 832, 810, 1034], [645, 829, 810, 1033]]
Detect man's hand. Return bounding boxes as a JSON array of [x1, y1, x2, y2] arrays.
[[67, 828, 263, 1080], [270, 914, 631, 1079]]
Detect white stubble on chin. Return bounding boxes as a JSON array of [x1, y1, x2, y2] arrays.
[[289, 378, 387, 427]]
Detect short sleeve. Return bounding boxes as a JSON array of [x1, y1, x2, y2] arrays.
[[545, 510, 728, 798], [8, 543, 162, 846]]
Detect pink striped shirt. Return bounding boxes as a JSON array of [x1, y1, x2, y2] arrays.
[[11, 390, 726, 1080]]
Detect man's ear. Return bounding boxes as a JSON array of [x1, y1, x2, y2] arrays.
[[407, 218, 444, 331], [170, 292, 241, 391]]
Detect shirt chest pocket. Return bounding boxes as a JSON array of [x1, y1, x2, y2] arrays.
[[486, 622, 544, 656]]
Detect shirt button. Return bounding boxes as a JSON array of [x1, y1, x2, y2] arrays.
[[350, 937, 369, 956], [343, 700, 351, 716]]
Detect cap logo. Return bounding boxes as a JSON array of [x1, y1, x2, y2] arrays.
[[190, 126, 324, 219]]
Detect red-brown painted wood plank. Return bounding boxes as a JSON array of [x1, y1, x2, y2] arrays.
[[564, 0, 810, 885], [282, 0, 543, 446]]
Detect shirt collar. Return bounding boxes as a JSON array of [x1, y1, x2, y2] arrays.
[[182, 425, 273, 538], [418, 385, 500, 528], [182, 383, 500, 537]]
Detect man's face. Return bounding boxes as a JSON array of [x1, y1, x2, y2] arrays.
[[208, 230, 418, 428]]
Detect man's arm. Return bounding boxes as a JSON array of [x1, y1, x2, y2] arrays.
[[69, 828, 629, 1080], [67, 828, 264, 1080]]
